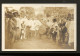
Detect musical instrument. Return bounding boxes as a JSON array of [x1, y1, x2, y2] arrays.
[[38, 25, 47, 34]]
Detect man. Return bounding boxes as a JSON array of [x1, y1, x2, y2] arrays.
[[20, 21, 26, 39], [51, 19, 58, 42], [60, 19, 68, 44], [61, 24, 67, 43]]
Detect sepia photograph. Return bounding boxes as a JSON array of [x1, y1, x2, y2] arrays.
[[2, 4, 77, 51]]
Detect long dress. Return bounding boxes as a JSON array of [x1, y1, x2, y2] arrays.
[[66, 21, 74, 46]]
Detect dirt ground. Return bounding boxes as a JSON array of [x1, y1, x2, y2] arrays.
[[11, 38, 61, 49], [10, 36, 73, 49]]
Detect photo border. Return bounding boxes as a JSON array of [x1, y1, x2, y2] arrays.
[[2, 4, 77, 51], [0, 0, 79, 54]]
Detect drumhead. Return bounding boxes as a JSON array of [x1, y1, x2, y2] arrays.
[[39, 25, 46, 34]]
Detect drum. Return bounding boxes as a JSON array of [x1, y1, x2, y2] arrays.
[[25, 26, 31, 38], [38, 25, 46, 34]]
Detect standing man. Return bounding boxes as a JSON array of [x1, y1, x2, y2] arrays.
[[20, 21, 26, 39], [51, 19, 58, 42]]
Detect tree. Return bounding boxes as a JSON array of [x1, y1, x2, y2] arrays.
[[44, 7, 74, 22], [19, 7, 35, 19]]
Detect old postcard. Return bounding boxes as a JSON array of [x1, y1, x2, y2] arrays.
[[2, 4, 77, 51]]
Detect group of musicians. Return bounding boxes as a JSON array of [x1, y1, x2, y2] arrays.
[[17, 16, 69, 45]]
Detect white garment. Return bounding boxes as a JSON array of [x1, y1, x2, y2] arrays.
[[30, 20, 42, 31], [34, 20, 42, 30], [67, 21, 74, 44], [46, 21, 53, 28], [28, 20, 34, 26], [25, 19, 30, 26]]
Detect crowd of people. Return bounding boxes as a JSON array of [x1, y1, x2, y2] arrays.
[[5, 7, 73, 48]]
